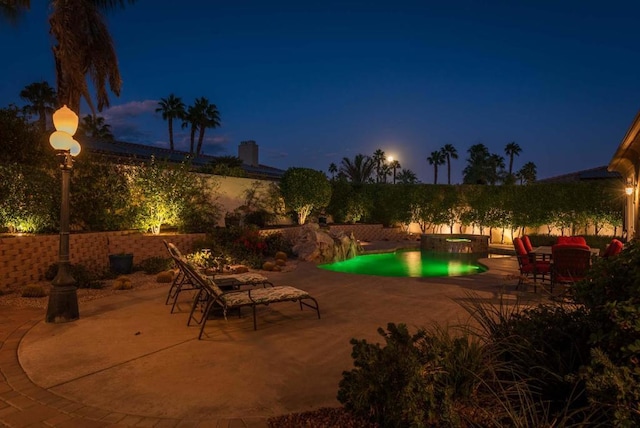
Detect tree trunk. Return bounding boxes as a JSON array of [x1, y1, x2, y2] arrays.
[[196, 125, 206, 155], [189, 125, 196, 154], [168, 118, 174, 151]]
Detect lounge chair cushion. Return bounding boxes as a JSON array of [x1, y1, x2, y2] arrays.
[[221, 286, 311, 306], [212, 273, 269, 287]]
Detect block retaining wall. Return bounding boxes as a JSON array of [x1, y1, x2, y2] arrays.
[[0, 231, 205, 289], [1, 225, 410, 289]]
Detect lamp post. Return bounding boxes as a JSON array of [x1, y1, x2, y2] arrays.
[[46, 105, 81, 323]]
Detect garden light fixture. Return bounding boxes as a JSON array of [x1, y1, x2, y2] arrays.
[[46, 105, 81, 323]]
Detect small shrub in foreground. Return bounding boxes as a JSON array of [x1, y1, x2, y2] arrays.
[[337, 323, 482, 428]]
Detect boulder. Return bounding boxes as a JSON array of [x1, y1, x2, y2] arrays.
[[292, 224, 363, 264]]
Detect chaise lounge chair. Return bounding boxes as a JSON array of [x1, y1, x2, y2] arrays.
[[179, 258, 320, 338], [163, 241, 271, 314]]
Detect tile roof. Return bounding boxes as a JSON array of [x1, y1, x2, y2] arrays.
[[83, 139, 285, 179]]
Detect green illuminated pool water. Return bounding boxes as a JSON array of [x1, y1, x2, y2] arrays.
[[318, 249, 488, 277]]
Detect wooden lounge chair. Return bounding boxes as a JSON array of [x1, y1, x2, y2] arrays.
[[180, 259, 320, 338]]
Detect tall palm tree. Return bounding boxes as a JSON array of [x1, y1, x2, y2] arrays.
[[328, 162, 338, 180], [19, 81, 57, 132], [372, 149, 386, 183], [51, 0, 136, 114], [78, 114, 114, 141], [389, 159, 400, 184], [489, 154, 506, 185], [195, 99, 220, 156], [440, 143, 458, 185], [504, 141, 522, 176], [155, 94, 185, 151], [182, 104, 199, 155], [6, 1, 136, 114], [183, 97, 221, 156], [427, 150, 445, 184], [339, 154, 375, 184]]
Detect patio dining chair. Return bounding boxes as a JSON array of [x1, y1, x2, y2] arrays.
[[602, 238, 624, 258], [550, 244, 592, 294], [513, 237, 550, 292]]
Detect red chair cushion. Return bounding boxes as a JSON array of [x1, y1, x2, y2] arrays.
[[522, 235, 533, 253], [556, 236, 587, 246], [603, 239, 624, 258], [552, 243, 590, 252]]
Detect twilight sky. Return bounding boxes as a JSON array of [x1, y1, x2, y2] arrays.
[[1, 1, 639, 183]]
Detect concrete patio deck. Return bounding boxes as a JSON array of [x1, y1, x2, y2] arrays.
[[0, 248, 540, 427]]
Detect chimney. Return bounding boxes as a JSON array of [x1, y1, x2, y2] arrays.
[[238, 140, 259, 167]]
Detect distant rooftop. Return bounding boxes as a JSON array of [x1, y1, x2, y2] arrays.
[[83, 139, 285, 180], [538, 165, 622, 183]]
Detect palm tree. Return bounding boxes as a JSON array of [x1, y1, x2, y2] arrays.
[[195, 99, 220, 156], [339, 154, 375, 184], [6, 1, 136, 114], [78, 114, 114, 141], [156, 94, 185, 151], [517, 162, 537, 184], [396, 168, 418, 184], [328, 162, 338, 180], [427, 150, 445, 184], [440, 143, 458, 185], [389, 159, 401, 184], [19, 81, 56, 132], [463, 143, 491, 184], [183, 98, 221, 155], [504, 141, 522, 176], [182, 104, 199, 155], [489, 154, 506, 185], [0, 0, 30, 24], [372, 149, 386, 183], [50, 1, 136, 114]]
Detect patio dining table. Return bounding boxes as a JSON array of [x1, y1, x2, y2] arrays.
[[531, 246, 600, 259]]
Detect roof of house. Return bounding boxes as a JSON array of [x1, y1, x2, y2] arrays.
[[82, 139, 285, 180], [537, 165, 622, 183]]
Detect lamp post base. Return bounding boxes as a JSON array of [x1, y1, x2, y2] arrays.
[[45, 285, 79, 323]]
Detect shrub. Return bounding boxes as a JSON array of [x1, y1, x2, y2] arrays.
[[156, 270, 174, 283], [573, 241, 640, 425], [337, 323, 482, 427], [136, 257, 173, 274], [21, 284, 47, 298], [113, 276, 132, 290], [265, 233, 293, 257], [44, 263, 104, 289]]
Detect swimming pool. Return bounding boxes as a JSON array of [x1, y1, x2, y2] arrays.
[[318, 249, 488, 278]]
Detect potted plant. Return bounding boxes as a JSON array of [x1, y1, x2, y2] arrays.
[[109, 252, 134, 274]]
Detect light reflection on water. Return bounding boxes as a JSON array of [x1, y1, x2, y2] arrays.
[[318, 249, 488, 278]]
